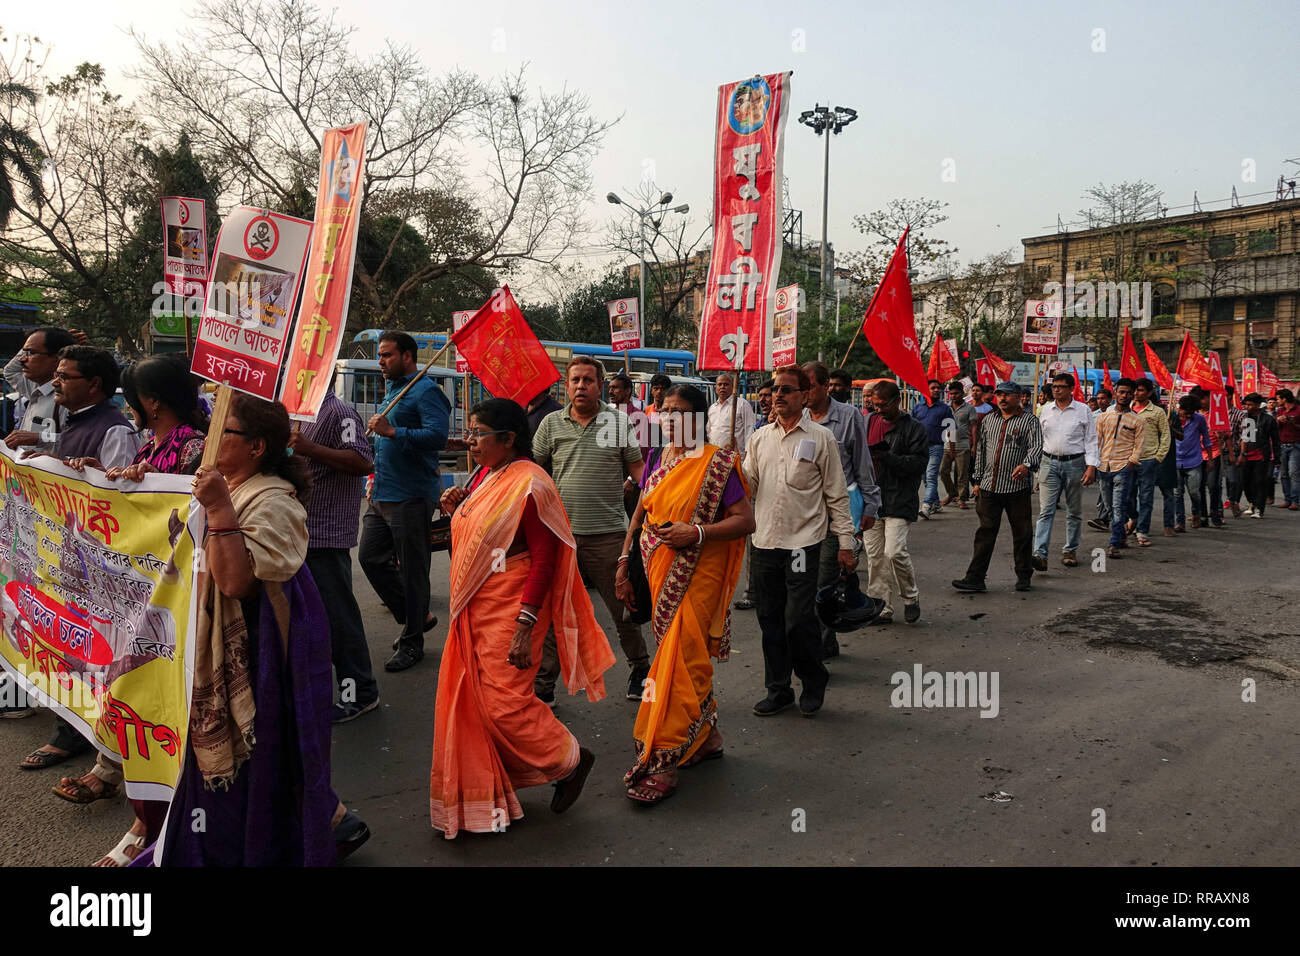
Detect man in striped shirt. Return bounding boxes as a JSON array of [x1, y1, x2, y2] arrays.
[[952, 381, 1044, 593], [1093, 378, 1146, 557]]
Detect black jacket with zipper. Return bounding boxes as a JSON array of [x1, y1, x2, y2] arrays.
[[863, 411, 928, 522]]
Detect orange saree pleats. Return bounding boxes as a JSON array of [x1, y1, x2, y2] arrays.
[[626, 446, 746, 783], [430, 460, 614, 838]]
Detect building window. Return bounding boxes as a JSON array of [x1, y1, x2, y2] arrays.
[[1247, 229, 1277, 252], [1150, 283, 1176, 318], [913, 298, 924, 314], [1209, 234, 1236, 259], [1209, 299, 1235, 324], [985, 291, 1002, 307], [1246, 296, 1275, 320], [1147, 252, 1157, 263], [945, 295, 958, 312], [1101, 256, 1115, 270], [1074, 258, 1088, 271], [1161, 250, 1180, 264]]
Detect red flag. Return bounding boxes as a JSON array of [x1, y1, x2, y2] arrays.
[[1120, 327, 1145, 380], [1224, 359, 1240, 407], [1260, 363, 1280, 397], [1174, 332, 1221, 392], [1144, 341, 1174, 390], [975, 358, 996, 387], [451, 285, 561, 405], [1070, 365, 1086, 402], [927, 336, 959, 383], [862, 229, 930, 402], [1102, 360, 1114, 389], [979, 343, 1015, 382]]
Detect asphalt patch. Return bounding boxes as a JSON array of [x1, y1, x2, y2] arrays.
[[1047, 593, 1263, 667]]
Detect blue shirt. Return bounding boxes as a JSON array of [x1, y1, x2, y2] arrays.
[[912, 400, 954, 446], [1174, 411, 1211, 469], [372, 372, 450, 502]]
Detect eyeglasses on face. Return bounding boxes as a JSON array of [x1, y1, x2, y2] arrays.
[[771, 385, 802, 395], [52, 370, 85, 381], [20, 349, 56, 357], [464, 428, 509, 441]]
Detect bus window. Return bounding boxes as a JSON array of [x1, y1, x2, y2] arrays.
[[629, 357, 659, 374], [665, 363, 685, 375]]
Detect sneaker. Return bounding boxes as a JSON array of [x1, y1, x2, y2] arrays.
[[1249, 510, 1263, 519], [627, 665, 650, 701], [332, 697, 380, 724], [951, 577, 986, 592], [918, 504, 932, 520], [753, 692, 795, 716], [1087, 518, 1110, 532], [904, 601, 921, 623], [929, 504, 944, 514], [1032, 555, 1048, 572]]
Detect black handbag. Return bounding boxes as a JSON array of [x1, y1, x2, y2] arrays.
[[624, 527, 653, 625]]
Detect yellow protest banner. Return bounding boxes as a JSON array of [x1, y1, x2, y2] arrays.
[[0, 448, 201, 800]]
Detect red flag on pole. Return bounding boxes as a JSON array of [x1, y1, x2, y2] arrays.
[[979, 343, 1015, 382], [927, 336, 960, 384], [451, 285, 561, 405], [1260, 363, 1280, 397], [1144, 341, 1175, 390], [1070, 365, 1086, 402], [1102, 360, 1114, 389], [1120, 327, 1145, 380], [1174, 332, 1221, 392], [1224, 359, 1240, 407], [862, 229, 930, 403]]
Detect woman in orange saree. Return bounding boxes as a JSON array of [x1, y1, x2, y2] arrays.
[[615, 385, 754, 804], [430, 399, 615, 838]]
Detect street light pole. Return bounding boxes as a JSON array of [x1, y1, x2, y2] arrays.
[[798, 104, 857, 363], [607, 190, 690, 362]]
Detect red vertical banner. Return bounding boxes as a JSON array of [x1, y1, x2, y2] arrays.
[[1241, 358, 1258, 394], [279, 122, 368, 419], [975, 359, 996, 387], [1206, 351, 1230, 430], [452, 310, 475, 372], [697, 72, 791, 371]]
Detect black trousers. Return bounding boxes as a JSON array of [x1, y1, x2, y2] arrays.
[[966, 488, 1034, 583], [358, 497, 433, 649], [1243, 459, 1272, 513], [307, 547, 378, 705], [752, 543, 827, 698]]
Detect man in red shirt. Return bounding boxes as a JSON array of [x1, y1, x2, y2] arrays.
[[1276, 388, 1300, 510]]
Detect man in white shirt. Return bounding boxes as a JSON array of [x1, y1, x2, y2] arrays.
[[1033, 371, 1098, 569], [742, 366, 855, 718], [3, 328, 82, 455], [707, 372, 756, 456]]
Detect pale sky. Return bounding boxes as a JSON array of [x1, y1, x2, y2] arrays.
[[9, 0, 1299, 277]]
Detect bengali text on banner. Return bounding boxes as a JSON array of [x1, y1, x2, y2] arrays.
[[0, 448, 203, 801], [280, 123, 369, 419], [697, 72, 791, 371], [191, 206, 313, 401], [161, 196, 208, 299]]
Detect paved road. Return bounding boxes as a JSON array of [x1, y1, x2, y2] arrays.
[[4, 501, 1298, 866]]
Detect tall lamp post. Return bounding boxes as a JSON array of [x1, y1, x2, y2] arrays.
[[607, 191, 690, 363], [798, 104, 857, 361]]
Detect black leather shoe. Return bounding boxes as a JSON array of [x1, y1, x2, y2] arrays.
[[798, 691, 823, 716], [384, 644, 424, 672], [627, 665, 650, 700], [904, 601, 921, 623], [334, 810, 371, 862], [1015, 576, 1032, 592], [752, 692, 795, 716], [1032, 555, 1048, 572], [391, 615, 439, 650], [951, 577, 986, 592]]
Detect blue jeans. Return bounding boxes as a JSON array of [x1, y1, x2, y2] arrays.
[[1281, 442, 1300, 506], [1133, 458, 1159, 534], [923, 444, 944, 506], [1099, 468, 1134, 547], [1034, 456, 1086, 557], [1175, 465, 1203, 526]]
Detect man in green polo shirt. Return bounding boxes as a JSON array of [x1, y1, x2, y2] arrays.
[[533, 356, 648, 702]]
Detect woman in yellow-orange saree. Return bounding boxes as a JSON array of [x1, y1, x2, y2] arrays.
[[615, 384, 754, 804], [430, 399, 614, 838]]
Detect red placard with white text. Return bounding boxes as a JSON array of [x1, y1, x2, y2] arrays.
[[191, 206, 313, 400], [452, 310, 475, 373], [771, 284, 798, 367], [697, 72, 791, 370], [1206, 351, 1230, 430], [161, 197, 208, 299], [1241, 358, 1258, 395], [1022, 299, 1063, 355]]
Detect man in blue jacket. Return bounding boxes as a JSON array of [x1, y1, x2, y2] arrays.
[[360, 331, 451, 672], [911, 379, 953, 518]]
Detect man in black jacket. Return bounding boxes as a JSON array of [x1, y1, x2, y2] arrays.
[[1240, 392, 1282, 516], [861, 381, 928, 623]]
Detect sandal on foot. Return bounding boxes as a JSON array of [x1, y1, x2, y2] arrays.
[[19, 747, 71, 771], [626, 771, 677, 805], [681, 732, 724, 768], [52, 777, 119, 804], [550, 747, 595, 814], [92, 831, 145, 867]]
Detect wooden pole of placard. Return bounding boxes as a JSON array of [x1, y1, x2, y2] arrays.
[[199, 383, 235, 468], [365, 339, 454, 437]]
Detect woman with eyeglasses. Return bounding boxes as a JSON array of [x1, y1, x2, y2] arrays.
[[615, 384, 753, 805], [140, 394, 336, 865], [429, 398, 614, 838]]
